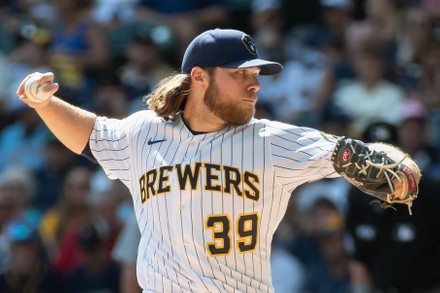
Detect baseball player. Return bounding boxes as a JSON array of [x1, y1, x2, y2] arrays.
[[17, 28, 420, 292]]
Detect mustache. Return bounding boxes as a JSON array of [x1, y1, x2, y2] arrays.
[[245, 92, 258, 101]]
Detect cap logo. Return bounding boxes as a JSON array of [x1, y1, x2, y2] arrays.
[[241, 35, 257, 55]]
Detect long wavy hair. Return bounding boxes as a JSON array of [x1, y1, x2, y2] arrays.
[[145, 72, 192, 121]]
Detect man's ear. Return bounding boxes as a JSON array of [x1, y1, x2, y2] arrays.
[[191, 67, 208, 84]]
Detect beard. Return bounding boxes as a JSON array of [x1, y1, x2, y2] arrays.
[[203, 79, 256, 126]]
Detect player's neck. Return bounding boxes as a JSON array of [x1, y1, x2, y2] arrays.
[[182, 103, 227, 133], [182, 111, 227, 133], [182, 119, 208, 135]]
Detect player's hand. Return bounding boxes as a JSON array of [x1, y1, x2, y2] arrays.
[[16, 72, 59, 109]]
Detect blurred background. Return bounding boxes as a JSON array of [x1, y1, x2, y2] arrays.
[[0, 0, 440, 292]]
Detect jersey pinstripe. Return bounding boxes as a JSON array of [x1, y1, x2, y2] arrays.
[[89, 110, 339, 292]]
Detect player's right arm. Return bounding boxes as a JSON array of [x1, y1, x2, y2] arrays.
[[16, 72, 96, 154]]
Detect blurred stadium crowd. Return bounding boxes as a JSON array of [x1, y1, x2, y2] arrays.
[[1, 0, 440, 292]]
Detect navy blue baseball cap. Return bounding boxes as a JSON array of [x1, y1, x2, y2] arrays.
[[181, 28, 283, 75]]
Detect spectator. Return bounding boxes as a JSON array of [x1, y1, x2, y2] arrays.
[[254, 27, 327, 125], [112, 209, 142, 293], [0, 217, 63, 292], [361, 121, 398, 145], [0, 107, 50, 171], [88, 180, 125, 258], [294, 176, 352, 217], [0, 0, 55, 56], [362, 0, 403, 47], [0, 166, 40, 224], [0, 187, 14, 274], [397, 98, 440, 179], [39, 166, 93, 274], [313, 1, 371, 115], [0, 165, 40, 274], [347, 117, 440, 292], [349, 0, 403, 72], [32, 136, 78, 213], [92, 0, 137, 26], [333, 40, 405, 137], [118, 27, 175, 113], [135, 0, 230, 63], [250, 0, 284, 32], [292, 198, 372, 293], [395, 7, 432, 71], [410, 36, 440, 110], [319, 101, 353, 137], [402, 35, 440, 148], [271, 233, 305, 292], [346, 175, 440, 292], [310, 0, 355, 112], [48, 0, 109, 107], [93, 73, 130, 118], [289, 0, 354, 52], [0, 0, 54, 129], [63, 220, 121, 293], [0, 52, 9, 129], [5, 28, 51, 116], [251, 0, 322, 34]]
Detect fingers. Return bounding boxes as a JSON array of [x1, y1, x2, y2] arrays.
[[17, 72, 59, 109], [16, 72, 55, 96], [392, 178, 404, 199], [41, 82, 60, 96], [392, 173, 408, 200]]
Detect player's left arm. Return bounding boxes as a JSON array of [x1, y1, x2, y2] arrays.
[[330, 136, 421, 214]]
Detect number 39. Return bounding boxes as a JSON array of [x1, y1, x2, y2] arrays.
[[205, 212, 259, 256]]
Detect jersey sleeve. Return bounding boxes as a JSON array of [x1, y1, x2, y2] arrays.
[[89, 112, 144, 181], [265, 121, 339, 193]]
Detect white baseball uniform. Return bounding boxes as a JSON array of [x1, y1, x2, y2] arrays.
[[89, 110, 338, 292]]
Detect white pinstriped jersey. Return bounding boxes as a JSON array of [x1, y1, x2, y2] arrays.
[[89, 110, 339, 292]]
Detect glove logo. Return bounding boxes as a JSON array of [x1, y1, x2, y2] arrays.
[[341, 149, 351, 162]]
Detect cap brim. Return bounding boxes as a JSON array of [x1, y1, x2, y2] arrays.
[[222, 59, 283, 75]]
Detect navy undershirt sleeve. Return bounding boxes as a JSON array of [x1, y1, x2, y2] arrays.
[[81, 141, 98, 164]]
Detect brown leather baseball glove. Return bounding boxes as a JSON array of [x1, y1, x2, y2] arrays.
[[331, 137, 421, 215]]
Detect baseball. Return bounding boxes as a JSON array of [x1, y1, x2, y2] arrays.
[[24, 75, 51, 103]]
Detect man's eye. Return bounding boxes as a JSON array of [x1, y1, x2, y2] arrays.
[[236, 71, 245, 75], [233, 70, 259, 77]]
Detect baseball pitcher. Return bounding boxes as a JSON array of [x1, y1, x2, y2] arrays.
[[17, 29, 420, 292]]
